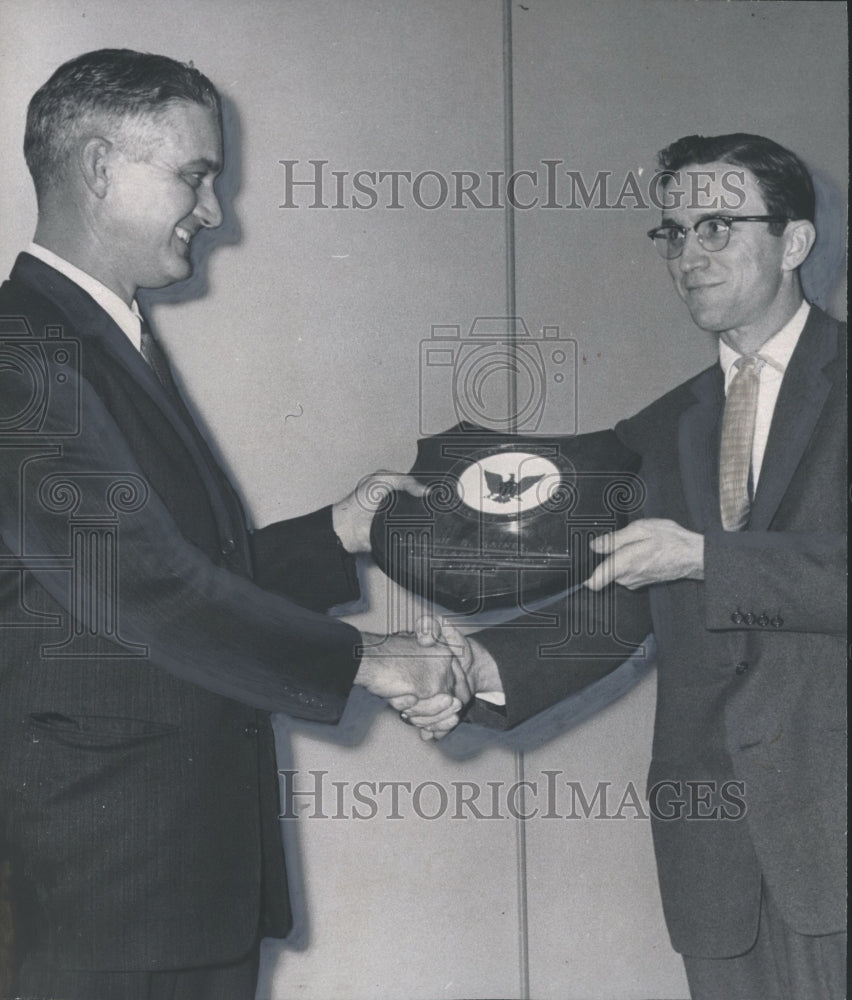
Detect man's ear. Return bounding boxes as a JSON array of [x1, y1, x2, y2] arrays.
[[782, 219, 817, 271], [78, 137, 113, 198]]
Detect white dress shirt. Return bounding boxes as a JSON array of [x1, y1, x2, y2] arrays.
[[718, 300, 810, 489], [27, 242, 145, 352]]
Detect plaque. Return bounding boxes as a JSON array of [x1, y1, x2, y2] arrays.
[[370, 424, 644, 613]]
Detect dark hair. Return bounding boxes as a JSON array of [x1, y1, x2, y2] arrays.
[[25, 48, 220, 198], [657, 133, 815, 234]]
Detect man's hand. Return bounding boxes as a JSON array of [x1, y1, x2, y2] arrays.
[[332, 470, 425, 554], [354, 632, 470, 732], [585, 518, 704, 591], [394, 616, 502, 741], [399, 617, 473, 740]]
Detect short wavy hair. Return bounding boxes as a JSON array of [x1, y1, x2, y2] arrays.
[[657, 133, 814, 235], [25, 48, 220, 200]]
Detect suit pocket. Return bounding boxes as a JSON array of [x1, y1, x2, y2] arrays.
[[27, 712, 178, 749], [12, 713, 183, 936]]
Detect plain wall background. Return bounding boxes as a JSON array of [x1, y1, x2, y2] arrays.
[[1, 2, 846, 998]]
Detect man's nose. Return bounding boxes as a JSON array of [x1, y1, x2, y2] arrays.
[[195, 183, 223, 229], [677, 228, 709, 270]]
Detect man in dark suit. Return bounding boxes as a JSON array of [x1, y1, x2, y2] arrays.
[[411, 134, 846, 999], [0, 49, 463, 999]]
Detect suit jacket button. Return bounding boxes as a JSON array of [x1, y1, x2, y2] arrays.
[[221, 538, 237, 555], [757, 614, 769, 627], [731, 612, 744, 624], [244, 725, 259, 737], [771, 615, 784, 628], [743, 612, 756, 625], [735, 661, 749, 675]]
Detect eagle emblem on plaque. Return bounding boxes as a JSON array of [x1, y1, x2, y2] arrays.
[[369, 424, 645, 660]]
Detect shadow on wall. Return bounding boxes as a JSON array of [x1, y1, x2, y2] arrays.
[[801, 169, 846, 311]]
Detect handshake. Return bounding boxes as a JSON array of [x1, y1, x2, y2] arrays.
[[354, 617, 497, 741], [333, 468, 501, 741], [335, 465, 704, 741]]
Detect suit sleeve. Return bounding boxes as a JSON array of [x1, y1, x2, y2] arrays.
[[703, 528, 846, 635], [468, 585, 654, 729], [251, 507, 361, 613], [0, 365, 362, 718]]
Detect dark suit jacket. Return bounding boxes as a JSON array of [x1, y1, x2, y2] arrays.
[[0, 253, 364, 971], [472, 305, 846, 958]]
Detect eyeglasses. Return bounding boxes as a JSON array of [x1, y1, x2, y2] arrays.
[[647, 215, 788, 259]]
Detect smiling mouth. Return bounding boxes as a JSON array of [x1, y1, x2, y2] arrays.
[[174, 226, 192, 247]]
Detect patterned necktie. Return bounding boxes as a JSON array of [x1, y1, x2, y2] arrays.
[[139, 318, 182, 405], [719, 354, 762, 530]]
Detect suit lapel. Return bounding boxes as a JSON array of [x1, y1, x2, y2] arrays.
[[749, 307, 839, 530], [11, 254, 243, 560], [677, 365, 724, 531], [14, 254, 190, 426]]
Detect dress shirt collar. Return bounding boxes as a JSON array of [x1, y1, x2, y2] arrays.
[[26, 242, 144, 352], [719, 299, 810, 388]]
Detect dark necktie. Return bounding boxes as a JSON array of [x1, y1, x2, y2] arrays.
[[139, 318, 182, 406], [719, 355, 762, 531], [137, 316, 241, 566]]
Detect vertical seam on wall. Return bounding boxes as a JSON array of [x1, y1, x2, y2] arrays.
[[503, 3, 530, 999], [503, 0, 519, 435], [514, 746, 530, 1000]]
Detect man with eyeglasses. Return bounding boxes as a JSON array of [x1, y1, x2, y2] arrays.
[[412, 133, 846, 999]]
